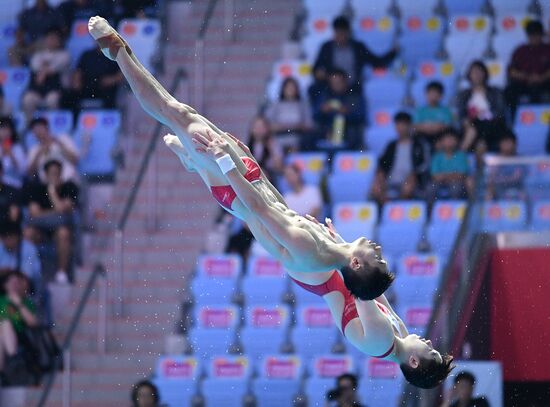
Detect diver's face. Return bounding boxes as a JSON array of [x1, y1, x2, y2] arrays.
[[405, 334, 443, 365], [351, 239, 387, 271]]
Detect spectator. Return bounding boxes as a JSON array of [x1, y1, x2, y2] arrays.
[[326, 373, 364, 407], [0, 271, 38, 373], [265, 77, 312, 152], [0, 87, 13, 117], [25, 159, 79, 284], [312, 16, 397, 92], [486, 131, 526, 200], [131, 379, 161, 407], [427, 129, 471, 203], [18, 0, 62, 45], [457, 61, 506, 153], [60, 71, 85, 120], [22, 29, 70, 123], [76, 45, 124, 108], [0, 118, 26, 189], [282, 163, 322, 219], [441, 371, 490, 407], [58, 0, 114, 32], [226, 222, 254, 261], [414, 81, 453, 150], [248, 116, 283, 179], [0, 162, 21, 226], [0, 222, 41, 292], [371, 112, 427, 205], [118, 0, 158, 19], [8, 28, 36, 67], [505, 20, 550, 117], [27, 117, 80, 183], [312, 69, 366, 149]]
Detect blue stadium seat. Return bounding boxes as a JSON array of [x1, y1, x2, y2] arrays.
[[191, 254, 241, 304], [117, 19, 161, 72], [67, 20, 95, 67], [531, 200, 550, 231], [377, 201, 427, 258], [364, 127, 396, 157], [411, 60, 457, 105], [426, 200, 466, 257], [398, 304, 433, 336], [358, 358, 404, 407], [514, 105, 550, 156], [286, 152, 328, 186], [188, 327, 235, 359], [202, 356, 251, 406], [328, 152, 376, 204], [153, 356, 200, 407], [292, 326, 339, 361], [74, 110, 121, 177], [525, 159, 550, 201], [444, 0, 485, 14], [396, 0, 439, 15], [364, 77, 407, 109], [0, 67, 30, 108], [490, 0, 529, 16], [0, 24, 16, 67], [305, 378, 336, 407], [445, 16, 491, 68], [398, 16, 443, 66], [350, 0, 392, 15], [491, 32, 525, 67], [495, 14, 534, 36], [394, 253, 441, 307], [368, 106, 399, 129], [303, 0, 345, 18], [302, 15, 333, 63], [353, 15, 396, 56], [484, 59, 506, 88], [252, 355, 303, 407], [266, 60, 312, 101], [25, 110, 74, 151], [332, 202, 378, 242], [481, 201, 527, 232], [241, 275, 288, 304], [306, 355, 356, 406]]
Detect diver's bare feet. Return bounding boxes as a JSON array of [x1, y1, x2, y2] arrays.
[[163, 134, 196, 173], [88, 16, 129, 60]]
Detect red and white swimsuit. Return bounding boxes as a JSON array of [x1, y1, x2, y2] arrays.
[[210, 157, 262, 211], [291, 271, 398, 359]]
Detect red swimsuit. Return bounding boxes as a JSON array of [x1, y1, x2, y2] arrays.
[[291, 271, 395, 358], [210, 157, 262, 211]]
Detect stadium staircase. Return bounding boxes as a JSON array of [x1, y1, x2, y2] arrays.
[[22, 1, 298, 406]]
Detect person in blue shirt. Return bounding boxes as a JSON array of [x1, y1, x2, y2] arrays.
[[427, 129, 472, 203], [414, 81, 453, 151]]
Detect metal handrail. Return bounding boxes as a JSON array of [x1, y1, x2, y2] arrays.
[[37, 264, 106, 407], [198, 0, 220, 39]]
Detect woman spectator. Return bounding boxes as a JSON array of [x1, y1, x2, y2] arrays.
[[457, 60, 506, 153], [131, 380, 161, 407], [266, 77, 312, 152], [0, 118, 27, 189], [22, 29, 70, 124], [282, 163, 322, 219], [0, 271, 38, 373], [247, 116, 283, 179]]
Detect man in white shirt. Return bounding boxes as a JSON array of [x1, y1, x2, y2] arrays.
[[282, 163, 322, 220]]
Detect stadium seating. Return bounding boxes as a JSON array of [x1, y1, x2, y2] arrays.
[[242, 256, 288, 304], [353, 15, 396, 56], [350, 0, 392, 16], [266, 59, 312, 101], [201, 356, 251, 406], [191, 254, 242, 304], [286, 152, 328, 186], [252, 355, 303, 407], [399, 304, 433, 336], [358, 358, 404, 407], [153, 356, 200, 407], [514, 105, 550, 156], [188, 305, 239, 358], [0, 67, 30, 108], [484, 59, 506, 88], [426, 200, 466, 257], [398, 15, 443, 66], [394, 253, 441, 307], [74, 110, 121, 178], [364, 106, 399, 156], [481, 201, 527, 232], [25, 110, 74, 150], [445, 15, 491, 69], [396, 0, 439, 16], [292, 304, 340, 360], [491, 32, 525, 67], [305, 355, 355, 406], [377, 201, 427, 258], [530, 200, 550, 231], [328, 152, 376, 204], [117, 19, 161, 72], [332, 202, 378, 242], [444, 0, 485, 14], [302, 15, 333, 63], [67, 20, 95, 67], [0, 24, 16, 67], [364, 76, 407, 109], [303, 0, 345, 18], [490, 0, 530, 16], [411, 60, 457, 105]]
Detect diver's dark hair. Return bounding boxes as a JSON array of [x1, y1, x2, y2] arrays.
[[340, 264, 395, 300], [400, 353, 455, 389], [131, 380, 159, 407]]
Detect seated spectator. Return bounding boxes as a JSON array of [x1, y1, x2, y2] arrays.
[[27, 117, 80, 183], [266, 77, 312, 152], [312, 69, 366, 150], [131, 379, 161, 407], [226, 222, 254, 262], [8, 28, 36, 67], [0, 162, 21, 226], [312, 16, 397, 94], [458, 61, 506, 153], [427, 129, 471, 203], [118, 0, 158, 20], [58, 0, 114, 33], [22, 29, 70, 123], [0, 271, 38, 374], [60, 71, 85, 120], [25, 159, 79, 284], [248, 116, 283, 179], [326, 373, 364, 407], [371, 112, 427, 205], [505, 20, 550, 117], [0, 222, 41, 292], [76, 45, 124, 108], [486, 131, 526, 201], [0, 118, 26, 189], [441, 371, 490, 407], [0, 87, 13, 117], [282, 163, 322, 219], [414, 81, 453, 150], [17, 0, 62, 45]]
